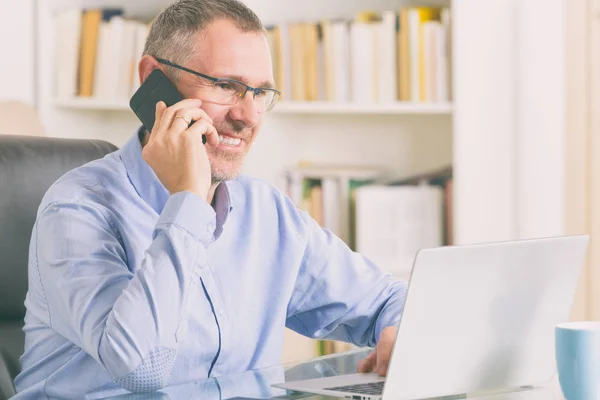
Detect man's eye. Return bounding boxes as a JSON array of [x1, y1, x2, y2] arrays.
[[254, 89, 267, 98], [215, 82, 236, 92]]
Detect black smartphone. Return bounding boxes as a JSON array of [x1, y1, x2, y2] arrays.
[[130, 68, 206, 144]]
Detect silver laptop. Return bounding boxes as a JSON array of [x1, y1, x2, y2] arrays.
[[273, 235, 589, 400]]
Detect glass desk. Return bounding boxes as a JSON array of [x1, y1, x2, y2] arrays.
[[96, 348, 563, 400]]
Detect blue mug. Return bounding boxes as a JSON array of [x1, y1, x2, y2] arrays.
[[555, 321, 600, 400]]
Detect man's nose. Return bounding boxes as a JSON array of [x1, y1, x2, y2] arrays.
[[229, 90, 260, 128]]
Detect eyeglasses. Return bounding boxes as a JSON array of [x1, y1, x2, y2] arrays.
[[155, 58, 281, 112]]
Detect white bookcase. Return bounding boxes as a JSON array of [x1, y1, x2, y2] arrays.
[[54, 98, 454, 114], [35, 0, 568, 362]]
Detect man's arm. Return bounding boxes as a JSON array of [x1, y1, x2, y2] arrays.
[[34, 96, 219, 392], [285, 210, 408, 349], [36, 191, 213, 392]]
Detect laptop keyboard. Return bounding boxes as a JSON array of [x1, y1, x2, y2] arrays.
[[325, 381, 385, 396]]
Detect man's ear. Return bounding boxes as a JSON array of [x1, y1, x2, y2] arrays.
[[138, 55, 161, 85]]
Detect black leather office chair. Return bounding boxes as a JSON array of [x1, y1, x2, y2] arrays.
[[0, 134, 117, 398]]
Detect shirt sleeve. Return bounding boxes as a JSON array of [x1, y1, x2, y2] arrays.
[[285, 210, 408, 348], [35, 191, 215, 392]]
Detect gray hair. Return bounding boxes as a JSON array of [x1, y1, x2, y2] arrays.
[[143, 0, 264, 81]]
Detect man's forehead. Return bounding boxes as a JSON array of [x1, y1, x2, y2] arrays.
[[190, 22, 274, 86], [194, 19, 266, 51]]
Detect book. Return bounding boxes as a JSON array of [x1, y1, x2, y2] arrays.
[[78, 9, 102, 97], [54, 8, 82, 99], [56, 7, 452, 105], [355, 183, 444, 279], [285, 163, 385, 245]]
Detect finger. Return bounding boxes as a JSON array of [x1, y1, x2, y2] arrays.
[[171, 114, 193, 131], [157, 98, 203, 134], [202, 123, 219, 147], [360, 350, 377, 373], [357, 350, 377, 373], [375, 327, 397, 376], [149, 101, 168, 140], [375, 343, 393, 377], [191, 106, 213, 125], [186, 119, 219, 147], [171, 107, 214, 131]]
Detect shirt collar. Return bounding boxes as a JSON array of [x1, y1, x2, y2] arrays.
[[119, 128, 233, 228]]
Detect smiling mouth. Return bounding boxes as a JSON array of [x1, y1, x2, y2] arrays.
[[216, 130, 249, 148], [218, 134, 242, 146]]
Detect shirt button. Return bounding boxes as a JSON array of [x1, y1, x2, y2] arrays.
[[219, 309, 224, 317], [206, 224, 214, 232]]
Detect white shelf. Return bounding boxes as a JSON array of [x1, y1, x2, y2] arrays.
[[53, 98, 131, 111], [53, 98, 453, 115], [273, 101, 452, 115]]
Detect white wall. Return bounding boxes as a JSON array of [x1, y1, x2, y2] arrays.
[[0, 0, 36, 105], [453, 0, 566, 244], [515, 0, 565, 239], [453, 0, 518, 244]]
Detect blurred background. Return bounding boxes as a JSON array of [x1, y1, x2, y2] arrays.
[[0, 0, 596, 362]]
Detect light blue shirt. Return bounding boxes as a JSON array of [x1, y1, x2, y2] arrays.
[[14, 130, 408, 399]]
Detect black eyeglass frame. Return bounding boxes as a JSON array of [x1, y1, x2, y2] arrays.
[[155, 57, 281, 111]]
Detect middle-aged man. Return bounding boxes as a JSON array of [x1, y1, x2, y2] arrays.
[[14, 0, 408, 398]]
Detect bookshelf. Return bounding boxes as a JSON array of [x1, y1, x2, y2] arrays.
[[35, 0, 569, 363], [53, 98, 453, 114], [272, 102, 453, 114]]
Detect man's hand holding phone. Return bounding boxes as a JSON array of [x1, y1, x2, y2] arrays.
[[141, 98, 219, 201]]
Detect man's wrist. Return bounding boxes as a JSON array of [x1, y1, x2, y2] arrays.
[[377, 325, 398, 343]]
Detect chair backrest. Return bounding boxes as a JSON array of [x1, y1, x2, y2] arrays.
[[0, 134, 118, 396]]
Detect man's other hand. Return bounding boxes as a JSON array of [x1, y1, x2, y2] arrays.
[[356, 326, 397, 376]]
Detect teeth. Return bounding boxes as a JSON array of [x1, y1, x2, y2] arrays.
[[218, 135, 241, 146]]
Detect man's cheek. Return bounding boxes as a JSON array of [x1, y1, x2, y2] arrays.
[[200, 103, 230, 120]]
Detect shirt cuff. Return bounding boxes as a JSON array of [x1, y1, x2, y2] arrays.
[[156, 191, 216, 245], [374, 280, 408, 345]]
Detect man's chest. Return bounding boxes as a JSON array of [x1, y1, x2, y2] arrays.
[[118, 203, 306, 300], [112, 204, 308, 375]]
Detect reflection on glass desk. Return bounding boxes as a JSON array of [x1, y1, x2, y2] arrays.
[[95, 348, 563, 400]]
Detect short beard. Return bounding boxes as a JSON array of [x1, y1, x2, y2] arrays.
[[209, 121, 251, 183], [211, 168, 241, 184], [209, 149, 245, 183]]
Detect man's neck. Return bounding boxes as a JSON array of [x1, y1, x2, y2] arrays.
[[207, 183, 219, 206]]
